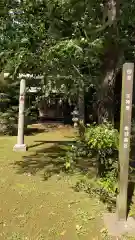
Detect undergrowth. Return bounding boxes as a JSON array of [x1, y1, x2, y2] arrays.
[[62, 121, 119, 210]]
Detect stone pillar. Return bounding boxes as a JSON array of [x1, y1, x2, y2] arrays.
[[13, 79, 27, 151], [103, 63, 135, 238], [117, 63, 134, 220]]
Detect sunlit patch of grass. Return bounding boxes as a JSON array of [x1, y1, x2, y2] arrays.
[[0, 126, 116, 239]]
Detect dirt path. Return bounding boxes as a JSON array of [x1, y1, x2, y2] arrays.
[[0, 128, 109, 240]]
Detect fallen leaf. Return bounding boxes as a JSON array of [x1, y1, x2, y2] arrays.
[[89, 216, 95, 220], [60, 230, 66, 236], [100, 227, 106, 233], [76, 225, 82, 231]]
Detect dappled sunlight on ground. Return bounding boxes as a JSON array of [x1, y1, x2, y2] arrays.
[[0, 126, 112, 239]]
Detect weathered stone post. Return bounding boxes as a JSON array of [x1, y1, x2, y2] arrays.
[[13, 79, 27, 151], [117, 63, 134, 220], [104, 63, 135, 237]]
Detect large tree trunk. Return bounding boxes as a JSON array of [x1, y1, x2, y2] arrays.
[[98, 0, 121, 124], [98, 68, 116, 124]]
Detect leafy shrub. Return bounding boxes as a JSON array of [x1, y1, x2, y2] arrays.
[[65, 122, 119, 175], [85, 123, 118, 152], [84, 123, 119, 175], [98, 168, 118, 195], [63, 122, 119, 208]]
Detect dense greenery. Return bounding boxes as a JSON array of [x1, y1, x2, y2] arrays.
[[1, 0, 135, 122]]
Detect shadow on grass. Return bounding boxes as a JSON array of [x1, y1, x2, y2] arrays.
[[28, 140, 76, 149], [13, 141, 77, 180], [13, 138, 96, 182], [13, 137, 135, 215]]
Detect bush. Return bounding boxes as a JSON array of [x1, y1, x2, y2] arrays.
[[84, 122, 119, 176], [63, 122, 119, 208], [65, 122, 119, 175]]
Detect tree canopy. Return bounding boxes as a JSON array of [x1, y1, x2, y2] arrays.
[[1, 0, 135, 122]]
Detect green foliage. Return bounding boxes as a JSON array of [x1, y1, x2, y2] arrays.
[[1, 0, 135, 99], [85, 123, 119, 152], [64, 123, 119, 173], [0, 0, 105, 97], [63, 122, 119, 207], [84, 123, 119, 175], [1, 0, 135, 122], [98, 169, 118, 195], [0, 108, 18, 135]]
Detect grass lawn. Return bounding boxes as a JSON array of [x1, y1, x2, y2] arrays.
[[0, 125, 133, 240]]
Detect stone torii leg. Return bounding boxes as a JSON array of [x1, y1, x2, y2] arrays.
[[13, 79, 27, 152]]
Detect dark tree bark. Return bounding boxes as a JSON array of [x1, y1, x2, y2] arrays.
[[98, 0, 121, 124]]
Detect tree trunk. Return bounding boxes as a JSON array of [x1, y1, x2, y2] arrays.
[[98, 0, 121, 124], [98, 68, 116, 124]]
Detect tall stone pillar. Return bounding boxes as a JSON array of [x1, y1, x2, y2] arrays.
[[13, 79, 27, 151]]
